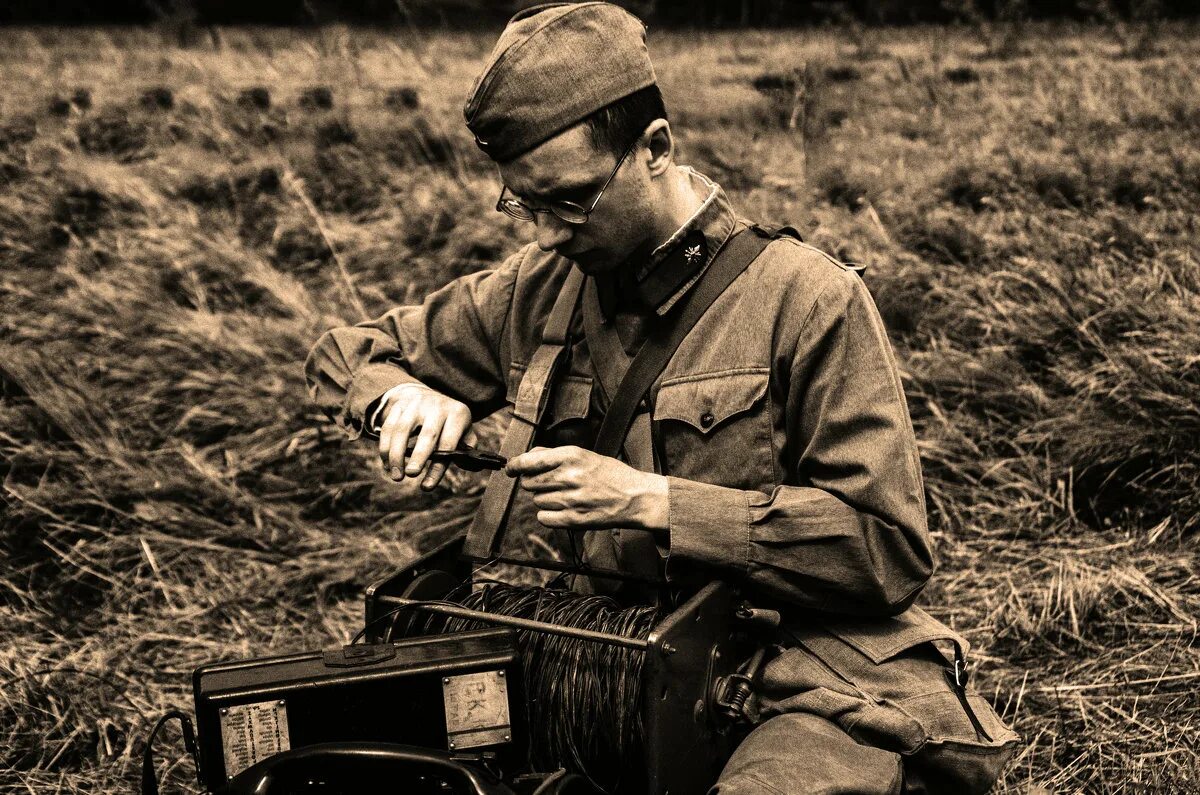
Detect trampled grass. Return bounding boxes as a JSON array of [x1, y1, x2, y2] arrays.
[[1, 23, 1197, 793]]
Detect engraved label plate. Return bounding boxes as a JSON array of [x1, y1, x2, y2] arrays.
[[442, 670, 511, 749], [219, 699, 291, 780]]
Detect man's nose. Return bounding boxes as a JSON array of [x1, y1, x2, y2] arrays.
[[534, 212, 573, 253]]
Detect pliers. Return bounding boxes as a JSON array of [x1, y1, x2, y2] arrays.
[[425, 445, 507, 472]]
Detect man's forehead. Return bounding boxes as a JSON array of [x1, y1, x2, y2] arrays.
[[497, 125, 610, 198]]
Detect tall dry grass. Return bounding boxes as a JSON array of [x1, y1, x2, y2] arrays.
[[1, 23, 1197, 793]]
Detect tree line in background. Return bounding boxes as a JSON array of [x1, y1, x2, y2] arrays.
[[0, 0, 1190, 26]]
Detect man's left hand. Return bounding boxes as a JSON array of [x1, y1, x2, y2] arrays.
[[507, 446, 669, 534]]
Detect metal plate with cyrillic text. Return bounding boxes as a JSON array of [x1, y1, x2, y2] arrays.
[[219, 699, 291, 780]]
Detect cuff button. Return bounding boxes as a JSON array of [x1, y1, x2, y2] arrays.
[[699, 411, 715, 429]]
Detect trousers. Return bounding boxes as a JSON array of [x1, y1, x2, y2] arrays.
[[710, 713, 904, 795]]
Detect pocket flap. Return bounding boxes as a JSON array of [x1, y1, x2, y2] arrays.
[[653, 368, 769, 433], [821, 606, 970, 664], [507, 363, 592, 429]]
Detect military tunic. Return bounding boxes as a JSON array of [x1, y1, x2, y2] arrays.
[[305, 168, 932, 616]]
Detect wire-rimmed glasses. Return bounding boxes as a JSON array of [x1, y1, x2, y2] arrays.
[[495, 139, 637, 225]]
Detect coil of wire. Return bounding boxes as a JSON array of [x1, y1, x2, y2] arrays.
[[414, 582, 660, 794]]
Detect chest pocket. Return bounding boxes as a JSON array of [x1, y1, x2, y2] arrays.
[[507, 362, 595, 446], [652, 367, 775, 491]]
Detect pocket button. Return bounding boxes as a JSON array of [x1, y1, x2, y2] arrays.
[[699, 411, 715, 429]]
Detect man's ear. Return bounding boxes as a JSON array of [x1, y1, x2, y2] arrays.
[[641, 118, 673, 177]]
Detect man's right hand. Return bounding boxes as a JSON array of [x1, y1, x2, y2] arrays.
[[376, 383, 475, 490]]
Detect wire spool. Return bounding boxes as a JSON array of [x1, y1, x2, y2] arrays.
[[414, 583, 660, 794]]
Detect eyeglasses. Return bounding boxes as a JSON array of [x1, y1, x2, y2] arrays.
[[495, 140, 636, 225]]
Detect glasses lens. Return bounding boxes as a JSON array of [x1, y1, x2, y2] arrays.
[[498, 198, 535, 222], [552, 202, 588, 225]]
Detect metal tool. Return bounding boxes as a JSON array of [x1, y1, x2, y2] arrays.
[[425, 445, 507, 472]]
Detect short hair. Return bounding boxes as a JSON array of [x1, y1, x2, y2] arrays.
[[582, 84, 667, 156]]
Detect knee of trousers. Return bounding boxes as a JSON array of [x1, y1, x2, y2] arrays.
[[709, 712, 903, 795]]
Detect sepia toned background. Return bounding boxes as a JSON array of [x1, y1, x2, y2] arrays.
[[1, 2, 1197, 792]]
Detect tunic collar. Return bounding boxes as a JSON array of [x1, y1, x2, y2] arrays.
[[595, 167, 738, 320]]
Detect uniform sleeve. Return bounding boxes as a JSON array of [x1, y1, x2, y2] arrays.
[[666, 268, 934, 616], [303, 250, 525, 440]]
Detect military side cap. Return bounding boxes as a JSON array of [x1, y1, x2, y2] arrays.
[[464, 2, 657, 162]]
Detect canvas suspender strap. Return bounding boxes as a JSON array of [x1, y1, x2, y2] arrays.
[[461, 266, 585, 560], [591, 227, 773, 459]]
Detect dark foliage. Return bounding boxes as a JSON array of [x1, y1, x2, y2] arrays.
[[315, 118, 357, 148], [299, 86, 334, 111], [825, 64, 862, 82], [179, 166, 281, 210], [52, 188, 111, 238], [1028, 165, 1088, 208], [273, 224, 334, 274], [896, 210, 988, 265], [76, 109, 150, 161], [944, 65, 981, 84], [384, 87, 420, 112], [384, 118, 458, 167], [305, 145, 383, 214], [751, 72, 799, 93], [0, 117, 37, 152], [48, 97, 72, 117], [139, 87, 174, 112], [941, 165, 1007, 211], [815, 165, 870, 211], [237, 87, 272, 111]]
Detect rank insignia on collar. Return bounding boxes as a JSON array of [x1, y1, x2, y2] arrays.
[[684, 243, 703, 264]]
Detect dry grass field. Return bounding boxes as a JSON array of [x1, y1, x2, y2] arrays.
[[1, 21, 1198, 794]]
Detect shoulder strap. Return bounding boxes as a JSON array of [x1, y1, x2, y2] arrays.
[[760, 222, 867, 277], [753, 222, 803, 242], [462, 265, 584, 560], [592, 227, 773, 457]]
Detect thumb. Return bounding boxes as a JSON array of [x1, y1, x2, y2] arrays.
[[506, 447, 560, 476]]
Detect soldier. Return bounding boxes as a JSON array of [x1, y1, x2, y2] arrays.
[[305, 3, 1019, 792]]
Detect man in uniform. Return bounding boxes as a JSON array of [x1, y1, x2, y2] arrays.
[[305, 3, 1018, 792]]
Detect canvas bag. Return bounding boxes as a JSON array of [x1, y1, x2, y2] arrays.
[[754, 605, 1021, 793]]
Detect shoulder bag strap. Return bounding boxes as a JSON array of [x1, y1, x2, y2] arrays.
[[592, 227, 773, 458], [462, 266, 585, 560]]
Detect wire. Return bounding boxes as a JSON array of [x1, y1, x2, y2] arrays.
[[350, 597, 470, 646], [140, 710, 201, 795]]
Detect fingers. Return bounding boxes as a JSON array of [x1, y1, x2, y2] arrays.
[[406, 413, 446, 476], [420, 404, 471, 490], [441, 404, 472, 452], [520, 471, 573, 492], [506, 445, 576, 477], [422, 461, 448, 490], [536, 509, 591, 528], [530, 490, 574, 510], [387, 401, 422, 475], [378, 397, 418, 478]]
